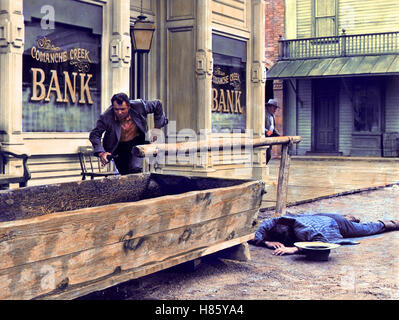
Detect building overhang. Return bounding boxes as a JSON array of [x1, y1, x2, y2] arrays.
[[266, 54, 399, 80]]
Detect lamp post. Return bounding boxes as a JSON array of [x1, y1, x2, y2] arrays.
[[130, 1, 156, 98]]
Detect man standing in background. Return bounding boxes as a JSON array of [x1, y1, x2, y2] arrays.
[[265, 98, 281, 164]]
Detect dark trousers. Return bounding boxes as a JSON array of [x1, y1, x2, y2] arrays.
[[316, 213, 385, 238], [113, 134, 146, 175], [266, 147, 273, 164], [266, 132, 279, 164]]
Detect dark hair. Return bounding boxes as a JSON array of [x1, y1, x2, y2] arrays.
[[268, 224, 296, 246], [111, 93, 130, 106]]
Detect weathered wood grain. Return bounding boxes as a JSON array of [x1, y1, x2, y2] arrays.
[[275, 143, 292, 216], [40, 233, 255, 300], [0, 181, 263, 270], [0, 173, 264, 300], [0, 173, 252, 222], [134, 136, 302, 158], [0, 173, 152, 222], [0, 209, 258, 300]]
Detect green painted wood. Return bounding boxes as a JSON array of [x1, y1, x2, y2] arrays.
[[278, 60, 305, 78], [387, 54, 399, 73], [372, 54, 397, 73], [266, 61, 291, 78], [293, 59, 320, 77], [339, 56, 364, 75], [352, 55, 380, 74], [308, 58, 334, 76], [321, 57, 350, 75]]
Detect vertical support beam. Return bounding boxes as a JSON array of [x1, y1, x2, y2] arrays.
[[109, 0, 131, 95], [0, 0, 25, 154], [196, 0, 212, 136], [250, 0, 267, 180], [195, 0, 213, 170], [274, 141, 292, 216], [250, 0, 266, 138]]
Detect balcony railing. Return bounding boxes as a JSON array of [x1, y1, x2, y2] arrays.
[[278, 31, 399, 60]]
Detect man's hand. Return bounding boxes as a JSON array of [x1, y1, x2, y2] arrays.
[[272, 246, 299, 256], [99, 152, 112, 166], [264, 241, 285, 249], [266, 130, 273, 137]]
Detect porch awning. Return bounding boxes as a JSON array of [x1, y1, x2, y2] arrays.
[[266, 54, 399, 79]]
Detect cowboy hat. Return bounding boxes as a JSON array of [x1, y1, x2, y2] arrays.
[[294, 241, 341, 261], [266, 98, 279, 108]]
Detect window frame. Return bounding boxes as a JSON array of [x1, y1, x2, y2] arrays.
[[22, 0, 103, 133], [312, 0, 339, 38], [211, 33, 247, 134], [352, 77, 385, 134]]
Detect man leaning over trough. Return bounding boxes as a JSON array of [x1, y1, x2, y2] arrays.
[[89, 92, 168, 175]]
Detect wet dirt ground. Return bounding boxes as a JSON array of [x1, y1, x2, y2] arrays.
[[80, 184, 399, 301]]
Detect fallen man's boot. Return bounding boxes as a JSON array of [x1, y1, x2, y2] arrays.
[[381, 220, 399, 231]]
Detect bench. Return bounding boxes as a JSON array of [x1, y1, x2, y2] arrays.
[[78, 146, 119, 180], [0, 149, 31, 189]]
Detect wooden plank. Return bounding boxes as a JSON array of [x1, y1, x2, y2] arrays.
[[41, 233, 255, 300], [0, 209, 258, 300], [30, 169, 82, 179], [0, 180, 263, 270], [275, 143, 292, 216], [28, 176, 83, 187], [28, 156, 80, 165], [135, 136, 302, 158], [29, 162, 82, 171], [211, 0, 246, 26]]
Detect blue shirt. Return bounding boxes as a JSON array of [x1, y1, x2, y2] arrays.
[[255, 213, 345, 244]]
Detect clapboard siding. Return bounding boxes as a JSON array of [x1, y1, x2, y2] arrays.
[[27, 155, 82, 186], [211, 0, 248, 31], [385, 76, 399, 133], [296, 0, 399, 39], [339, 0, 399, 35], [297, 80, 312, 154], [338, 82, 353, 156]]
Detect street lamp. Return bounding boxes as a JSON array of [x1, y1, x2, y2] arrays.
[[131, 1, 155, 53]]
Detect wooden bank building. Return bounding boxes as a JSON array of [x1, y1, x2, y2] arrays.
[[0, 0, 269, 187]]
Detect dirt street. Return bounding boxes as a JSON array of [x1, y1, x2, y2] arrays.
[[80, 185, 399, 300]]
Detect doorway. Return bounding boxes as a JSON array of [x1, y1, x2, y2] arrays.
[[313, 79, 339, 153]]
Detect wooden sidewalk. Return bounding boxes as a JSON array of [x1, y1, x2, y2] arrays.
[[261, 156, 399, 211]]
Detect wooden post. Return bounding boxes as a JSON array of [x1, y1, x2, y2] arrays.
[[217, 243, 251, 262], [274, 140, 293, 216]]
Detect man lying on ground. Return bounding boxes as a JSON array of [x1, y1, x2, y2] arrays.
[[249, 213, 399, 256]]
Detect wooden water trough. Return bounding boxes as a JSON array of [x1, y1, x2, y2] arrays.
[[0, 136, 301, 300]]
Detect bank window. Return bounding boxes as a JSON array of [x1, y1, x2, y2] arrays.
[[22, 0, 102, 132], [313, 0, 338, 37], [353, 79, 382, 133], [211, 34, 246, 133]]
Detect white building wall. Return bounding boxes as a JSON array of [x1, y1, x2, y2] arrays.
[[338, 81, 353, 156], [297, 79, 312, 155], [385, 76, 399, 133]]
